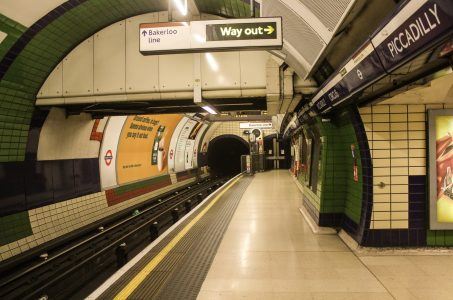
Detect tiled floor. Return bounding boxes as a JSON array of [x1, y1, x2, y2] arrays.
[[359, 255, 453, 300], [198, 170, 453, 300]]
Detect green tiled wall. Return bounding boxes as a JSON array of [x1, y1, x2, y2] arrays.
[[427, 230, 453, 246], [318, 111, 363, 223], [0, 211, 32, 246], [0, 14, 27, 60], [297, 109, 363, 224]]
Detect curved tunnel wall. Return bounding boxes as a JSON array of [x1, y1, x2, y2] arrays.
[[291, 108, 368, 244], [0, 111, 277, 261], [0, 0, 356, 163], [0, 109, 212, 262], [36, 16, 271, 105]]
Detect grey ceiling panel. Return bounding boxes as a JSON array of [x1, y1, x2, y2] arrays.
[[263, 0, 325, 66], [299, 0, 352, 31]]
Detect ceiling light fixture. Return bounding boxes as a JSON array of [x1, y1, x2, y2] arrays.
[[202, 105, 218, 115]]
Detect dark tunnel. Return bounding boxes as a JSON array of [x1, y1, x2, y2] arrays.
[[208, 135, 249, 176]]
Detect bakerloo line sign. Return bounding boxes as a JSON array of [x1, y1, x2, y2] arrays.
[[139, 17, 282, 55]]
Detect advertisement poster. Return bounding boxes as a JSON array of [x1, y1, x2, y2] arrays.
[[429, 110, 453, 229], [116, 114, 183, 185], [192, 124, 209, 168], [174, 119, 197, 172], [302, 128, 312, 187], [184, 121, 204, 169], [168, 116, 190, 173], [99, 116, 128, 189]]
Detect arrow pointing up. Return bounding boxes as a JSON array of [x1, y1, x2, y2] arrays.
[[141, 30, 147, 37], [264, 25, 274, 35]]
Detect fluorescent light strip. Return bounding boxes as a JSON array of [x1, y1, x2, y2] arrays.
[[202, 105, 217, 114]]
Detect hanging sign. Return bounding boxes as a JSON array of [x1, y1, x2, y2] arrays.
[[140, 17, 282, 55]]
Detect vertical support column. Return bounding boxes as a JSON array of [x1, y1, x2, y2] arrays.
[[266, 57, 282, 115], [193, 53, 202, 106]]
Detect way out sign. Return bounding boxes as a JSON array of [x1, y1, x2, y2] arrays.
[[206, 22, 277, 41], [139, 17, 282, 55]]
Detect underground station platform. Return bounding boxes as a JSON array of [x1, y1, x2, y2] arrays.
[[1, 0, 453, 299], [79, 170, 451, 300]]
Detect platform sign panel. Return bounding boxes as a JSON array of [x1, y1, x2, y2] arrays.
[[429, 109, 453, 230], [240, 122, 273, 129], [140, 22, 191, 53], [206, 22, 277, 41], [372, 0, 453, 71], [140, 17, 282, 55]]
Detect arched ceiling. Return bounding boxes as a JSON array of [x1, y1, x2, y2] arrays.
[[0, 0, 388, 163], [0, 0, 169, 163]]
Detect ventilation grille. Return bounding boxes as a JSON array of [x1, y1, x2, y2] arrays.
[[263, 0, 325, 66], [299, 0, 352, 31]]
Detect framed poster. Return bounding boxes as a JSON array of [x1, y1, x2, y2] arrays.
[[429, 109, 453, 230], [116, 114, 183, 185]]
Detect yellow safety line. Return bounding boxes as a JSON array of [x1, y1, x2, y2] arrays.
[[113, 176, 242, 300]]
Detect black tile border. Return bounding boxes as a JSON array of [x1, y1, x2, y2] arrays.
[[319, 213, 343, 227], [0, 158, 101, 217], [349, 106, 374, 243], [408, 176, 427, 224], [362, 228, 427, 247]]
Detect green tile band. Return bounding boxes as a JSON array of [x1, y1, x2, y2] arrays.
[[0, 211, 32, 246], [0, 13, 27, 61], [113, 174, 171, 196], [427, 230, 453, 246]]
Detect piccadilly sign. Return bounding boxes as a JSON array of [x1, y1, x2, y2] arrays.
[[139, 17, 282, 55]]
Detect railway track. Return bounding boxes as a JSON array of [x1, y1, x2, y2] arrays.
[[0, 176, 229, 300]]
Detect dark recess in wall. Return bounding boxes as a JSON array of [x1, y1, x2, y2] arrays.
[[208, 135, 249, 176]]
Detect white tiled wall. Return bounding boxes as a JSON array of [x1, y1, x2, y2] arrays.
[[0, 177, 197, 261], [37, 108, 106, 160], [360, 104, 452, 229]]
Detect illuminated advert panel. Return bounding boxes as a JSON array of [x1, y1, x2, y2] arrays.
[[429, 109, 453, 229]]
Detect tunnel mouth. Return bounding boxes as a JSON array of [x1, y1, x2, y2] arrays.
[[208, 135, 249, 177]]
